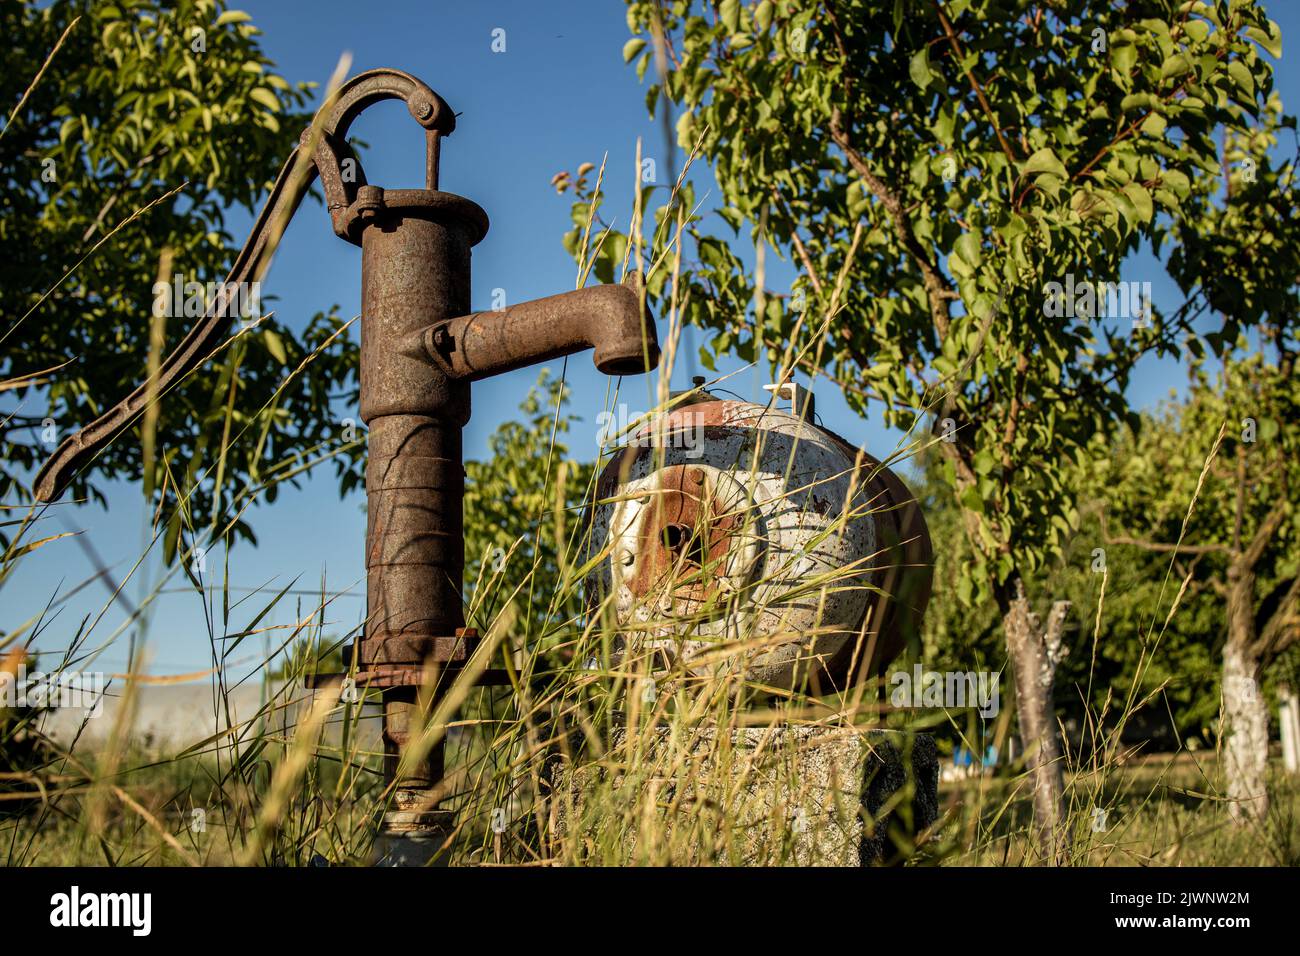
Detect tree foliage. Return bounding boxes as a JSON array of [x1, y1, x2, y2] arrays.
[[1093, 352, 1300, 667], [607, 0, 1277, 608], [463, 371, 595, 642], [920, 450, 1224, 750], [1, 0, 362, 550]]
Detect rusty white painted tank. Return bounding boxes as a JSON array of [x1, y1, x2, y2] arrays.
[[583, 384, 932, 691]]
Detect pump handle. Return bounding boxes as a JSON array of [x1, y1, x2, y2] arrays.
[[33, 70, 454, 503]]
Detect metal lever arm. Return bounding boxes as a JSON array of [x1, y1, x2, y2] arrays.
[[33, 69, 454, 503]]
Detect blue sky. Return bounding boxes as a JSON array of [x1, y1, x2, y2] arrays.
[[9, 0, 1297, 676]]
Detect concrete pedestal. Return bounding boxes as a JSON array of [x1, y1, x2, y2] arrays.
[[372, 802, 454, 867], [552, 726, 938, 866]]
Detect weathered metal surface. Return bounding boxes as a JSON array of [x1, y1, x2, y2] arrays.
[[374, 802, 455, 866], [358, 206, 475, 667], [818, 426, 933, 682], [623, 463, 746, 610], [586, 396, 932, 690], [424, 278, 658, 381]]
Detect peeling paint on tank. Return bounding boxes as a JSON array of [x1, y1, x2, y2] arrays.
[[583, 399, 932, 690]]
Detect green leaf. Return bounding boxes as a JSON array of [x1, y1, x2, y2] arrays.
[[1071, 188, 1110, 220], [955, 573, 972, 606], [1022, 147, 1067, 179], [1120, 182, 1153, 223], [931, 107, 955, 144], [1159, 54, 1191, 80], [1111, 187, 1138, 227], [1161, 168, 1190, 196], [623, 38, 647, 63], [249, 88, 280, 112], [719, 0, 740, 34], [1034, 172, 1064, 201], [1111, 42, 1137, 76], [909, 46, 934, 90], [262, 329, 287, 364], [216, 10, 253, 26], [1140, 112, 1167, 137], [959, 485, 985, 515], [955, 231, 982, 270], [1227, 60, 1254, 97], [675, 110, 694, 149], [1245, 21, 1282, 58]]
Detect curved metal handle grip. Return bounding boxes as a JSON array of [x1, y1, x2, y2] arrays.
[[33, 69, 454, 503]]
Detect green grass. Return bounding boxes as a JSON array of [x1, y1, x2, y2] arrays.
[[943, 755, 1300, 866], [8, 729, 1296, 866]]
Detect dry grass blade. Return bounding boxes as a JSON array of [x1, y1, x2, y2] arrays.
[[1, 16, 79, 143]]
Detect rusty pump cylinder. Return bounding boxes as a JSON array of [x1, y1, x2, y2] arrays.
[[32, 69, 659, 860]]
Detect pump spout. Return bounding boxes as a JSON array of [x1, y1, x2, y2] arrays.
[[422, 277, 659, 381]]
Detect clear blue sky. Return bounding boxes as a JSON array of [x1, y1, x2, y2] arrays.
[[10, 0, 1296, 676]]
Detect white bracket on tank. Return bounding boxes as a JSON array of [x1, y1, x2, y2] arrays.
[[763, 379, 815, 423]]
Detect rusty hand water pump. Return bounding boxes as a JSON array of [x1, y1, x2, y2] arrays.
[[32, 68, 660, 862]]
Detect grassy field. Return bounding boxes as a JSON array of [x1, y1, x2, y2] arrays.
[[6, 722, 1296, 866], [944, 755, 1299, 866]]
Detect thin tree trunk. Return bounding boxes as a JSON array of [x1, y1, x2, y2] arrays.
[[1001, 576, 1071, 863], [1222, 569, 1269, 823]]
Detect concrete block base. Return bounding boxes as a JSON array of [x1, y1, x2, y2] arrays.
[[372, 804, 454, 867], [552, 725, 938, 866]]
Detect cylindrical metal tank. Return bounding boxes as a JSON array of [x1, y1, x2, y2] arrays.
[[584, 387, 932, 691]]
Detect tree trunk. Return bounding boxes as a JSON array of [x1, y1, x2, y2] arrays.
[[1001, 577, 1071, 864], [1222, 568, 1269, 823]]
